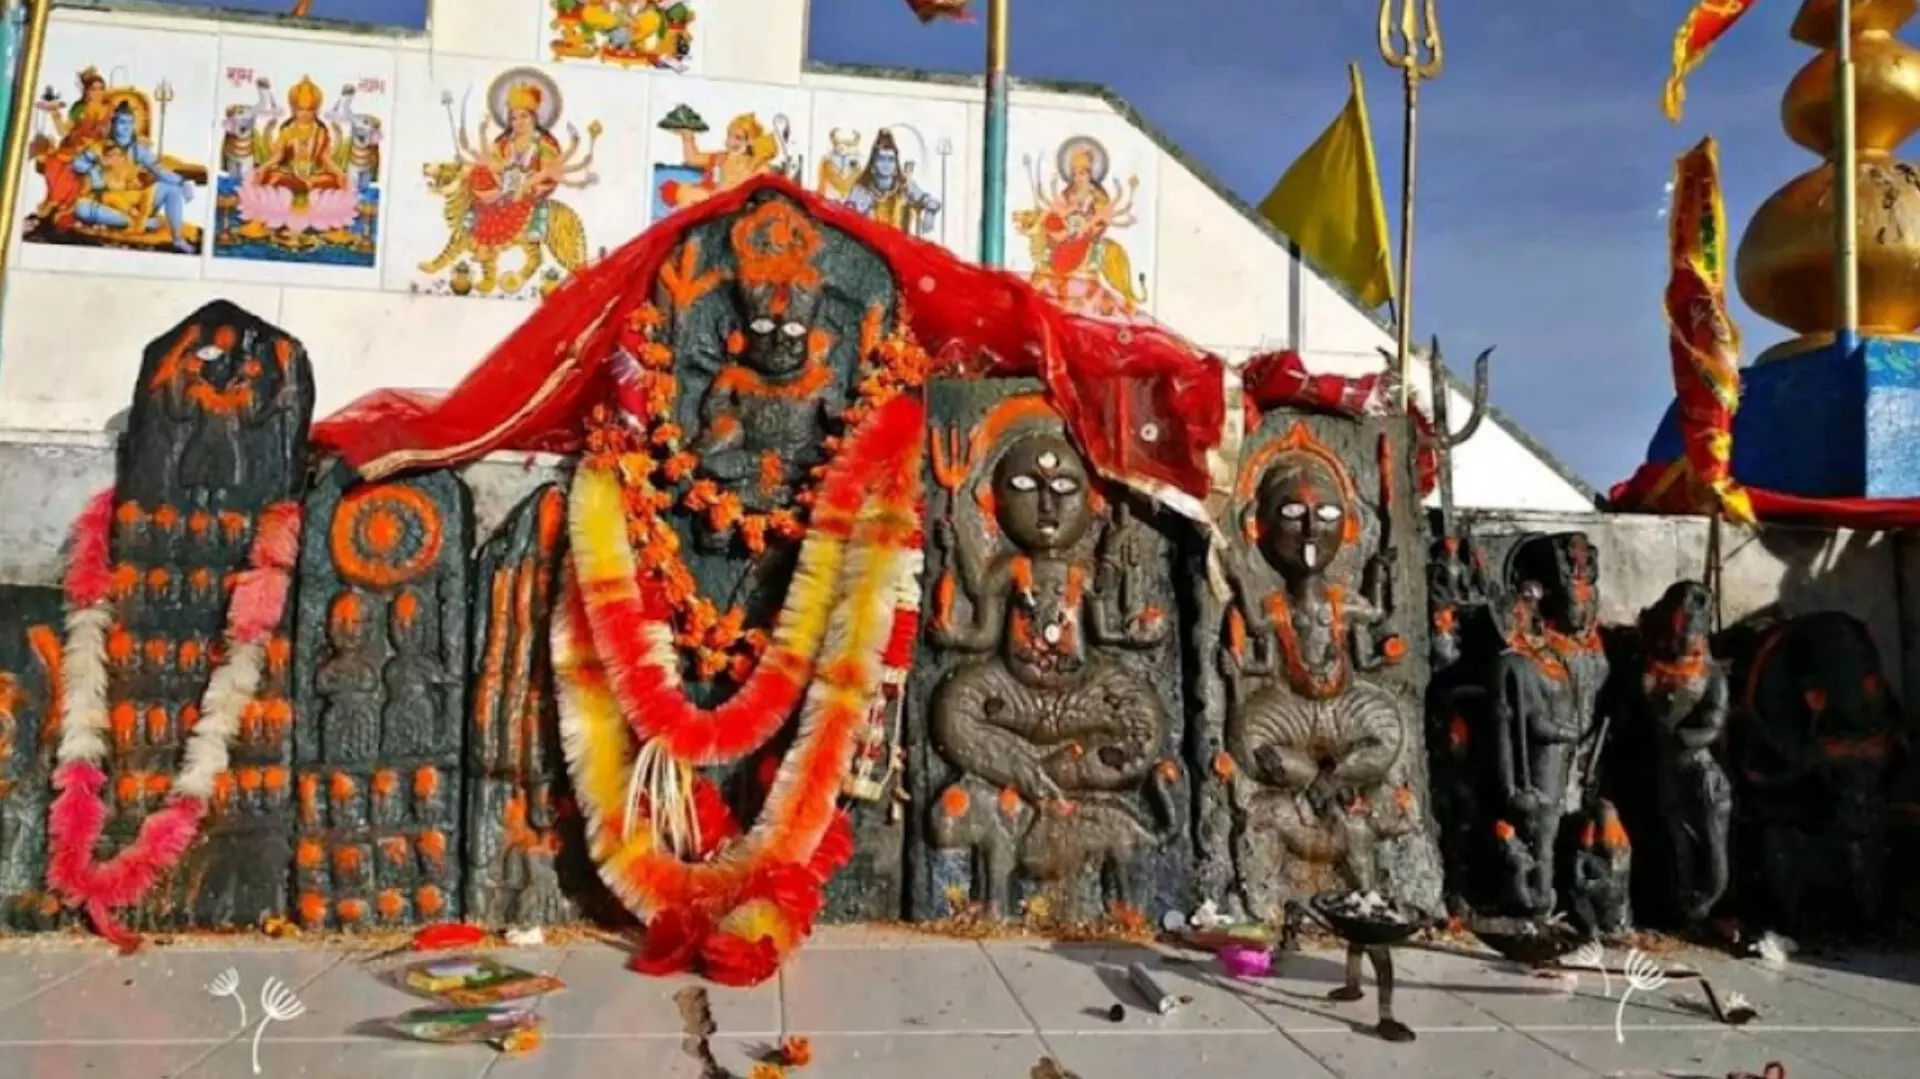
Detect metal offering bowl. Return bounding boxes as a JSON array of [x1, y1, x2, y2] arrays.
[[1307, 892, 1427, 946], [1467, 916, 1586, 966]]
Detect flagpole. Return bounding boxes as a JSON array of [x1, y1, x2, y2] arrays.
[[980, 0, 1009, 268], [1836, 0, 1860, 358], [1378, 0, 1443, 414], [0, 0, 52, 295]]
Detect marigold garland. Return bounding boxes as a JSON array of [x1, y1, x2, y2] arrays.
[[555, 392, 926, 986], [45, 489, 300, 951]]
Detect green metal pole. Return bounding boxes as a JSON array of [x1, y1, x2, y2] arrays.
[[980, 0, 1008, 268], [1836, 0, 1860, 357]]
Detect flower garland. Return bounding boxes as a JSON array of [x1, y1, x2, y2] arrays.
[[556, 392, 926, 985], [45, 488, 300, 951]]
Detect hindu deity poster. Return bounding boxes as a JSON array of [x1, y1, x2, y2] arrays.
[[809, 89, 969, 256], [205, 37, 395, 287], [16, 22, 218, 280], [546, 0, 699, 74], [383, 57, 649, 303], [137, 1, 430, 32], [1005, 109, 1160, 322], [645, 77, 810, 226]]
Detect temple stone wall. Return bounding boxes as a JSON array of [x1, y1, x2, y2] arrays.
[[0, 3, 1590, 515], [1460, 508, 1910, 698]]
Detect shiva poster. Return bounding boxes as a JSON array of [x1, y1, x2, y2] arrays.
[[16, 21, 217, 280], [207, 36, 394, 287], [136, 1, 431, 33], [646, 77, 809, 225], [546, 0, 698, 74], [384, 57, 649, 302], [1005, 108, 1160, 322], [809, 89, 969, 256]]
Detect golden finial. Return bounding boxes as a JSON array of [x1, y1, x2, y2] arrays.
[[1736, 0, 1920, 347]]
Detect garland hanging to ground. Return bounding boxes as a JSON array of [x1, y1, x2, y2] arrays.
[[560, 395, 925, 983], [44, 489, 300, 951]]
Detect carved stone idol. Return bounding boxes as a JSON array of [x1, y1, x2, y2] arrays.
[[1214, 418, 1437, 919], [1719, 610, 1903, 936], [0, 586, 64, 931], [909, 381, 1189, 925], [1478, 532, 1611, 919], [464, 484, 598, 927], [102, 301, 315, 929], [291, 463, 470, 930], [1607, 581, 1731, 929]]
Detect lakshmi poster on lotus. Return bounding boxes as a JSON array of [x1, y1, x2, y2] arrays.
[[383, 57, 649, 302], [547, 0, 698, 73], [646, 78, 809, 225], [138, 1, 430, 32], [809, 89, 969, 256], [1005, 110, 1160, 322], [207, 37, 395, 286], [16, 22, 217, 280]]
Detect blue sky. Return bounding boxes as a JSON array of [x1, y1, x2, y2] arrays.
[[809, 0, 1817, 489]]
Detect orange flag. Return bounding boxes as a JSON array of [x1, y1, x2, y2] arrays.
[[1664, 0, 1765, 122], [1662, 137, 1755, 524]]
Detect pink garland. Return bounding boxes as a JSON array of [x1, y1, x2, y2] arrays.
[[45, 494, 301, 951]]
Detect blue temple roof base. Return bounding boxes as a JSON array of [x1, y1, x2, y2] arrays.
[[1647, 334, 1920, 499]]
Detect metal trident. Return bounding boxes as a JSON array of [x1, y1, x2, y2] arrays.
[[1378, 0, 1442, 80], [1376, 0, 1444, 414]]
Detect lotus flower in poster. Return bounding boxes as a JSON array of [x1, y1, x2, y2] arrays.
[[906, 0, 974, 23]]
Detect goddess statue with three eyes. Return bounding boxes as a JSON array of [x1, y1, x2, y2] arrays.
[[1224, 428, 1414, 913], [926, 430, 1176, 916]]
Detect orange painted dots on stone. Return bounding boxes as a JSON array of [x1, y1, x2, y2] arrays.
[[145, 706, 168, 743], [416, 886, 446, 917], [371, 770, 399, 799], [329, 772, 357, 802], [298, 773, 320, 821], [1212, 751, 1236, 780], [376, 890, 406, 921], [151, 504, 179, 531], [107, 628, 135, 665], [412, 766, 439, 800], [297, 892, 328, 927], [145, 773, 170, 799], [188, 511, 211, 536], [115, 773, 140, 806], [115, 501, 141, 528], [417, 830, 448, 861], [338, 898, 370, 924], [997, 786, 1021, 816], [296, 839, 325, 870], [111, 564, 139, 598], [941, 787, 970, 818], [333, 847, 363, 875], [379, 837, 410, 866]]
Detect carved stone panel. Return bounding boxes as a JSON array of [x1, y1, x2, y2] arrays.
[[105, 301, 315, 929], [1198, 409, 1440, 920], [292, 463, 470, 930], [464, 483, 596, 926], [907, 379, 1192, 926], [0, 586, 64, 931], [1421, 525, 1623, 926]]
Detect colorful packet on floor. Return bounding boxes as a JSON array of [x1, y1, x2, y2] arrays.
[[402, 956, 565, 1005], [384, 1004, 539, 1045]]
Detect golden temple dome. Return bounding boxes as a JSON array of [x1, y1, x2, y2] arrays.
[[1736, 0, 1920, 344]]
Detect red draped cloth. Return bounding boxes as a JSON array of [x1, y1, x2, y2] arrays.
[[314, 175, 1230, 504], [1611, 463, 1920, 531]]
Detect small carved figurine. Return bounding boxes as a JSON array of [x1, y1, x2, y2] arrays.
[[1567, 800, 1632, 937], [380, 590, 459, 759], [314, 592, 383, 763]]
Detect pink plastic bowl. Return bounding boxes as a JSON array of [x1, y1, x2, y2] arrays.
[[1217, 945, 1272, 978]]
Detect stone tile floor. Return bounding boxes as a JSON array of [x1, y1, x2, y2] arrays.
[[0, 927, 1916, 1078]]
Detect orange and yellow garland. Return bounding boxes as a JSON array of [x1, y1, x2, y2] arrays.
[[555, 393, 924, 985]]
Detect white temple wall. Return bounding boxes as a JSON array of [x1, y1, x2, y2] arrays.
[[0, 2, 1593, 514]]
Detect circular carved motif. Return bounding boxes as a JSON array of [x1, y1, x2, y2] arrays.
[[330, 485, 444, 590]]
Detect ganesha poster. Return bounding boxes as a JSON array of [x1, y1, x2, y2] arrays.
[[136, 1, 430, 32], [1004, 108, 1161, 323], [205, 36, 395, 288], [808, 89, 970, 257], [382, 56, 649, 303], [645, 77, 811, 226], [14, 21, 218, 281], [545, 0, 699, 75]]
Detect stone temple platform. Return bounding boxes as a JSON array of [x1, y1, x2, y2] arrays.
[[1, 931, 1916, 1078]]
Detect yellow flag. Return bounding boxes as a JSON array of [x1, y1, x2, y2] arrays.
[[1257, 63, 1396, 310]]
